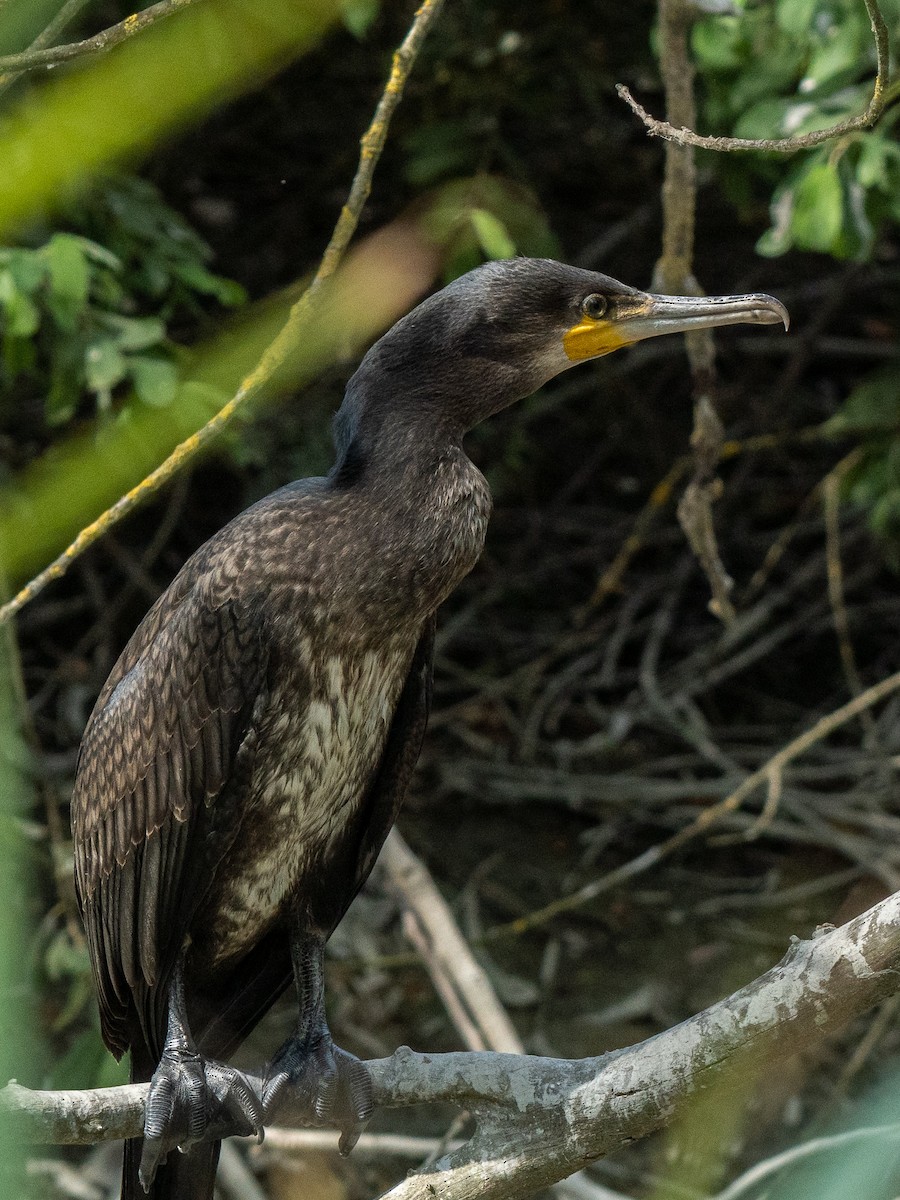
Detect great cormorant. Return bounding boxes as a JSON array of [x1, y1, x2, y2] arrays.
[[71, 257, 788, 1198]]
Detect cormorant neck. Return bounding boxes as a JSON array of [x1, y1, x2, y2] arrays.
[[329, 333, 540, 489]]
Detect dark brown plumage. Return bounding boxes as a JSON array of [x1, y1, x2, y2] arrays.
[[71, 258, 787, 1198]]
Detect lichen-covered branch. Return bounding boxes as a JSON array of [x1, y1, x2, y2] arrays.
[[0, 0, 206, 78], [5, 889, 900, 1200]]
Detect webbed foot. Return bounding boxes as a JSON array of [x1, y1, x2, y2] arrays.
[[262, 1029, 373, 1155], [140, 1048, 263, 1190]]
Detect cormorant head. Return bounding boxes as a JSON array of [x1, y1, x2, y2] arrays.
[[337, 257, 788, 460]]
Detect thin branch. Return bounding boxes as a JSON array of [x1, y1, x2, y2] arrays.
[[5, 888, 900, 1200], [479, 663, 900, 938], [0, 0, 94, 98], [0, 0, 446, 629], [0, 0, 206, 78], [653, 0, 733, 622], [712, 1123, 900, 1200], [617, 0, 892, 152], [380, 829, 523, 1054]]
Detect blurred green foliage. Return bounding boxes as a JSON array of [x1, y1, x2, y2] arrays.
[[0, 627, 38, 1190], [0, 0, 341, 236], [693, 0, 900, 260], [422, 175, 559, 280], [691, 0, 900, 559], [0, 176, 245, 437], [828, 364, 900, 564]]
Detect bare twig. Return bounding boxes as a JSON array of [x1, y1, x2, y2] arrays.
[[479, 664, 900, 938], [6, 888, 900, 1200], [0, 0, 206, 77], [0, 0, 446, 629], [380, 829, 523, 1053], [0, 0, 94, 97], [260, 1129, 466, 1157], [617, 0, 892, 151]]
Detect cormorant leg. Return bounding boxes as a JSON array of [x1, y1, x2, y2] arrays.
[[262, 931, 374, 1154], [140, 958, 263, 1191]]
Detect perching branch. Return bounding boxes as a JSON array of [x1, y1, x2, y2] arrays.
[[0, 0, 446, 629], [618, 0, 892, 152], [5, 888, 900, 1200]]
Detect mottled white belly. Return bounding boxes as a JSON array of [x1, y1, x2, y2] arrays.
[[207, 642, 413, 960]]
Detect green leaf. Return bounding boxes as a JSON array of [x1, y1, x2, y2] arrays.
[[77, 237, 122, 271], [341, 0, 379, 38], [45, 371, 81, 427], [44, 233, 90, 309], [469, 209, 517, 260], [0, 268, 40, 337], [856, 134, 900, 190], [691, 16, 744, 71], [6, 248, 46, 295], [775, 0, 817, 38], [84, 338, 127, 394], [829, 367, 900, 433], [129, 355, 178, 407], [783, 160, 844, 254], [801, 18, 866, 91], [99, 312, 166, 351], [173, 260, 246, 306]]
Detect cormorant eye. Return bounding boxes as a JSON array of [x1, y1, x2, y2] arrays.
[[582, 294, 609, 320]]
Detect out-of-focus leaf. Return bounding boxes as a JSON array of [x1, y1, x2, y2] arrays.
[[775, 0, 817, 38], [403, 122, 480, 187], [791, 162, 844, 250], [46, 1029, 109, 1090], [44, 234, 90, 309], [0, 269, 40, 337], [84, 338, 127, 395], [100, 313, 166, 352], [174, 261, 247, 306], [423, 175, 559, 281], [129, 355, 179, 408], [0, 0, 343, 237], [856, 134, 900, 190], [469, 209, 516, 260], [801, 17, 866, 91], [341, 0, 380, 38], [5, 249, 46, 295], [828, 366, 900, 434], [691, 15, 744, 70]]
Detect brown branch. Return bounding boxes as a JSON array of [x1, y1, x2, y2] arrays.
[[617, 0, 892, 152], [5, 888, 900, 1200], [652, 0, 733, 621], [380, 829, 524, 1054], [0, 0, 446, 629], [479, 663, 900, 938]]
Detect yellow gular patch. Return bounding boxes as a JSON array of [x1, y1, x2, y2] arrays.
[[563, 318, 631, 361]]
